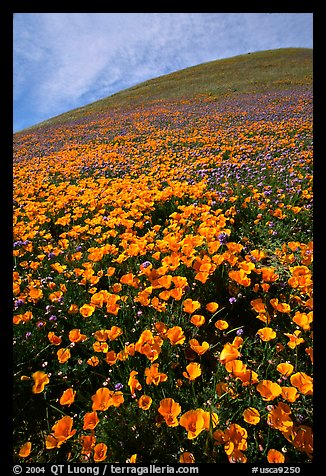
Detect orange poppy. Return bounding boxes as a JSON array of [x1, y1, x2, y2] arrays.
[[228, 269, 251, 287], [57, 347, 71, 364], [80, 434, 96, 456], [144, 363, 168, 385], [59, 388, 76, 406], [93, 442, 107, 462], [128, 370, 142, 394], [158, 398, 181, 427], [182, 362, 202, 381], [105, 350, 118, 366], [267, 449, 285, 463], [290, 372, 313, 395], [257, 327, 276, 342], [189, 339, 209, 355], [83, 411, 100, 430], [277, 362, 294, 377], [256, 380, 282, 401], [281, 386, 299, 402], [243, 407, 260, 425], [166, 326, 186, 345], [190, 314, 205, 327], [87, 356, 99, 366], [267, 402, 293, 433], [219, 343, 240, 364], [215, 319, 229, 330], [79, 303, 95, 318], [292, 311, 313, 330], [206, 302, 219, 313], [179, 452, 195, 463], [138, 394, 152, 410], [179, 409, 207, 439], [32, 370, 50, 394], [183, 298, 201, 314], [18, 441, 32, 458], [284, 330, 305, 349], [106, 325, 123, 341], [69, 328, 87, 343], [45, 415, 76, 449], [128, 454, 137, 463], [48, 331, 62, 346], [91, 387, 112, 411]]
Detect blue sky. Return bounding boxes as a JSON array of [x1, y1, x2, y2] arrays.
[[13, 13, 313, 132]]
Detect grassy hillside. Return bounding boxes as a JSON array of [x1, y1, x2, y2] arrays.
[[13, 48, 313, 465], [22, 48, 312, 131]]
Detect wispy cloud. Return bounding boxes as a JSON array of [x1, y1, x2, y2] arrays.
[[13, 13, 313, 131]]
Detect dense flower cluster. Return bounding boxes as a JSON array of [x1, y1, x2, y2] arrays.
[[13, 86, 312, 464]]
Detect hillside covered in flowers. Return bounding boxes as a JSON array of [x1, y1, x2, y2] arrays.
[[13, 48, 313, 464]]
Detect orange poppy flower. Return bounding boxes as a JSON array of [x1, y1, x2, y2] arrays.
[[32, 370, 50, 394], [59, 388, 76, 406], [289, 425, 313, 458], [19, 441, 32, 458], [215, 319, 229, 330], [179, 409, 207, 439], [290, 372, 313, 395], [170, 287, 184, 301], [243, 407, 260, 425], [228, 269, 251, 287], [190, 314, 205, 327], [83, 411, 99, 430], [80, 434, 96, 455], [256, 380, 282, 401], [105, 350, 118, 366], [69, 328, 87, 343], [57, 347, 71, 364], [219, 343, 240, 364], [87, 356, 99, 366], [93, 442, 107, 462], [277, 362, 294, 377], [223, 423, 248, 463], [206, 302, 219, 313], [281, 386, 299, 402], [284, 330, 305, 349], [189, 339, 209, 355], [93, 341, 109, 353], [144, 363, 168, 385], [45, 415, 76, 449], [79, 303, 96, 318], [182, 362, 202, 381], [292, 311, 313, 330], [267, 449, 285, 463], [128, 370, 142, 395], [166, 326, 186, 345], [158, 398, 181, 427], [128, 454, 137, 463], [257, 327, 276, 342], [91, 387, 112, 411], [183, 298, 201, 314], [48, 331, 62, 346], [135, 329, 163, 362], [267, 402, 293, 433], [106, 325, 123, 341], [138, 394, 152, 410], [179, 452, 195, 463]]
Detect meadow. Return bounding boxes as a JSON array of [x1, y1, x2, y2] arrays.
[[13, 52, 313, 465]]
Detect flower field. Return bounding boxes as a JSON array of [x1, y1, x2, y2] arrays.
[[13, 81, 313, 464]]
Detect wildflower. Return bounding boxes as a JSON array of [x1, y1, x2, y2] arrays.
[[277, 362, 294, 377], [179, 409, 216, 439], [144, 363, 168, 385], [158, 398, 181, 427], [79, 304, 95, 318], [183, 298, 201, 314], [256, 380, 282, 401], [292, 311, 313, 330], [45, 415, 76, 449], [87, 356, 99, 366], [166, 326, 186, 345], [257, 327, 276, 342], [69, 328, 87, 343], [182, 362, 202, 381], [206, 301, 219, 313], [219, 337, 243, 364], [48, 331, 62, 346], [59, 388, 76, 406], [127, 454, 137, 463], [189, 339, 209, 355], [18, 441, 32, 458], [138, 394, 153, 410], [267, 402, 293, 433], [93, 442, 107, 462], [106, 325, 123, 341], [32, 371, 49, 394], [128, 370, 142, 394], [190, 314, 205, 327], [80, 434, 96, 456], [83, 411, 100, 430], [243, 407, 260, 425], [229, 269, 251, 287], [91, 387, 112, 411], [223, 423, 248, 463], [267, 449, 285, 463], [179, 452, 195, 463], [290, 372, 313, 395], [281, 386, 299, 402], [57, 348, 71, 364], [284, 330, 305, 349]]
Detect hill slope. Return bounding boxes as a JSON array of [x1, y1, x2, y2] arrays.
[[21, 47, 312, 131]]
